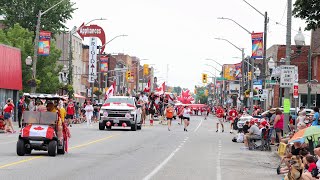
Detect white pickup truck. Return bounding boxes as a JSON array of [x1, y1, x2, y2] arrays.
[[99, 96, 142, 131]]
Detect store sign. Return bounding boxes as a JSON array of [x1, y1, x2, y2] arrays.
[[280, 65, 296, 87], [77, 23, 106, 53], [293, 83, 299, 99], [88, 37, 97, 83]]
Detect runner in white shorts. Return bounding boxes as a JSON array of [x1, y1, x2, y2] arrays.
[[215, 106, 225, 132]]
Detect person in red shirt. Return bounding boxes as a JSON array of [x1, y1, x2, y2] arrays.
[[3, 99, 15, 133], [66, 101, 75, 127], [215, 106, 225, 132], [228, 107, 238, 133]]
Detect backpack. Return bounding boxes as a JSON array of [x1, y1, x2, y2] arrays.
[[166, 108, 173, 118]]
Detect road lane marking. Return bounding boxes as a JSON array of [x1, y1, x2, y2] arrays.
[[0, 134, 118, 169], [194, 118, 203, 132], [143, 136, 189, 180], [216, 139, 222, 180]]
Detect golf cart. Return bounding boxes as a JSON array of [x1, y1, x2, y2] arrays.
[[16, 93, 69, 157]]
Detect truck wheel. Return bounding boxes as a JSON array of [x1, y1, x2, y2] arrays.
[[137, 122, 142, 130], [131, 122, 137, 131], [25, 148, 32, 154], [99, 123, 105, 130], [57, 141, 65, 155], [17, 139, 26, 156], [48, 141, 57, 157]]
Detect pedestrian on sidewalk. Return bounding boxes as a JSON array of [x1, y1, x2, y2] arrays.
[[165, 104, 174, 131], [84, 101, 94, 127], [215, 105, 225, 133], [180, 105, 191, 132]]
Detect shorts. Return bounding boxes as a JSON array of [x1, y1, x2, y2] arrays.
[[248, 134, 261, 141], [216, 118, 223, 124], [179, 115, 183, 119], [149, 109, 155, 115], [275, 128, 283, 133], [183, 117, 190, 121], [66, 114, 74, 119], [4, 112, 11, 120], [93, 111, 98, 117], [167, 118, 173, 120], [207, 112, 209, 116]]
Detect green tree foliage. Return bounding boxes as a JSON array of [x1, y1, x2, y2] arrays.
[[195, 86, 208, 104], [0, 24, 62, 93], [0, 0, 76, 35], [172, 86, 182, 95], [293, 0, 320, 30]]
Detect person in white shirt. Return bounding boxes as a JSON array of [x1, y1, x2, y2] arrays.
[[179, 105, 191, 132], [84, 101, 94, 127]]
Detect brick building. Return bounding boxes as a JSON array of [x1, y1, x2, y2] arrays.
[[267, 45, 311, 107]]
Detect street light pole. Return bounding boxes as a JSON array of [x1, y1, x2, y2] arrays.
[[31, 0, 66, 93]]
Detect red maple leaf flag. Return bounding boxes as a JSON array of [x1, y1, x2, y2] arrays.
[[144, 79, 151, 93], [34, 126, 44, 130], [177, 90, 194, 104], [105, 81, 116, 100]]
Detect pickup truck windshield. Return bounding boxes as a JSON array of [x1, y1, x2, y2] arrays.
[[105, 97, 134, 105]]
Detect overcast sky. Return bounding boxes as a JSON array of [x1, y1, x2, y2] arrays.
[[66, 0, 310, 90]]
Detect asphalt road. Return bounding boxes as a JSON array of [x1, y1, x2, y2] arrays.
[[0, 115, 281, 180]]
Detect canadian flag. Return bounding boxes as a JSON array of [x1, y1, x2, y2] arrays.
[[156, 82, 166, 94], [105, 81, 116, 100], [144, 79, 151, 93], [21, 125, 55, 139]]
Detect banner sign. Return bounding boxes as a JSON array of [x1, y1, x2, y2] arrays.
[[253, 80, 263, 91], [100, 56, 109, 73], [38, 31, 51, 56], [223, 63, 242, 80], [293, 83, 299, 99], [88, 37, 97, 83], [251, 32, 263, 59], [280, 65, 295, 87]]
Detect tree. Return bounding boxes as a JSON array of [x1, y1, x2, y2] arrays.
[[0, 0, 76, 35], [0, 24, 63, 93], [172, 86, 182, 95], [195, 86, 208, 104], [293, 0, 320, 30]]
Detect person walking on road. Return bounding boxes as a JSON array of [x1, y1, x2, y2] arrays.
[[4, 99, 15, 133], [180, 105, 191, 132], [66, 101, 75, 127], [165, 104, 174, 131], [17, 96, 25, 128], [229, 107, 238, 134], [84, 101, 94, 127], [216, 106, 225, 133]]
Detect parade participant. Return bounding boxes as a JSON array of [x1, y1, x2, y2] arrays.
[[17, 96, 25, 128], [66, 101, 75, 127], [148, 92, 157, 126], [180, 105, 191, 132], [3, 99, 15, 133], [93, 101, 99, 123], [165, 104, 174, 131], [178, 105, 184, 125], [229, 107, 238, 133], [215, 105, 225, 133], [84, 101, 94, 127]]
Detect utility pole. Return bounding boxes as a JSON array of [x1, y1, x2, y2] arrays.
[[307, 49, 312, 108], [283, 0, 292, 133], [250, 57, 254, 114], [262, 11, 268, 110], [241, 48, 245, 110], [68, 31, 73, 97]]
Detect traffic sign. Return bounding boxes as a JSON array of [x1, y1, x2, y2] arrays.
[[253, 96, 260, 100], [216, 77, 227, 81], [293, 83, 299, 99], [280, 65, 296, 87], [265, 80, 276, 84]]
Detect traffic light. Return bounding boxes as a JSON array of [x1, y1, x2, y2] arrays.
[[126, 71, 131, 81], [143, 64, 149, 75], [248, 72, 252, 80], [202, 73, 208, 83], [205, 89, 209, 96]]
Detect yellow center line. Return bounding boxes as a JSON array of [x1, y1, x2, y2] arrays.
[[0, 134, 119, 169]]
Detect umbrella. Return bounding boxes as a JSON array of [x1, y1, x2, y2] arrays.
[[289, 126, 320, 143]]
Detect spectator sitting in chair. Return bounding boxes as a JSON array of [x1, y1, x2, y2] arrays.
[[241, 119, 261, 150]]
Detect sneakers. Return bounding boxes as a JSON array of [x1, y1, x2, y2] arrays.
[[222, 129, 224, 133], [216, 130, 218, 132], [168, 128, 170, 131], [184, 128, 187, 132]]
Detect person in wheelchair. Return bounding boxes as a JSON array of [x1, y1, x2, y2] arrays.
[[241, 119, 261, 150]]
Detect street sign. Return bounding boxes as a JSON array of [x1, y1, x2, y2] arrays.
[[293, 83, 299, 99], [249, 92, 253, 98], [280, 65, 296, 87], [294, 66, 299, 83], [261, 89, 268, 99], [216, 77, 227, 81], [283, 98, 291, 113], [88, 37, 97, 83], [265, 80, 276, 84], [253, 96, 260, 100]]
